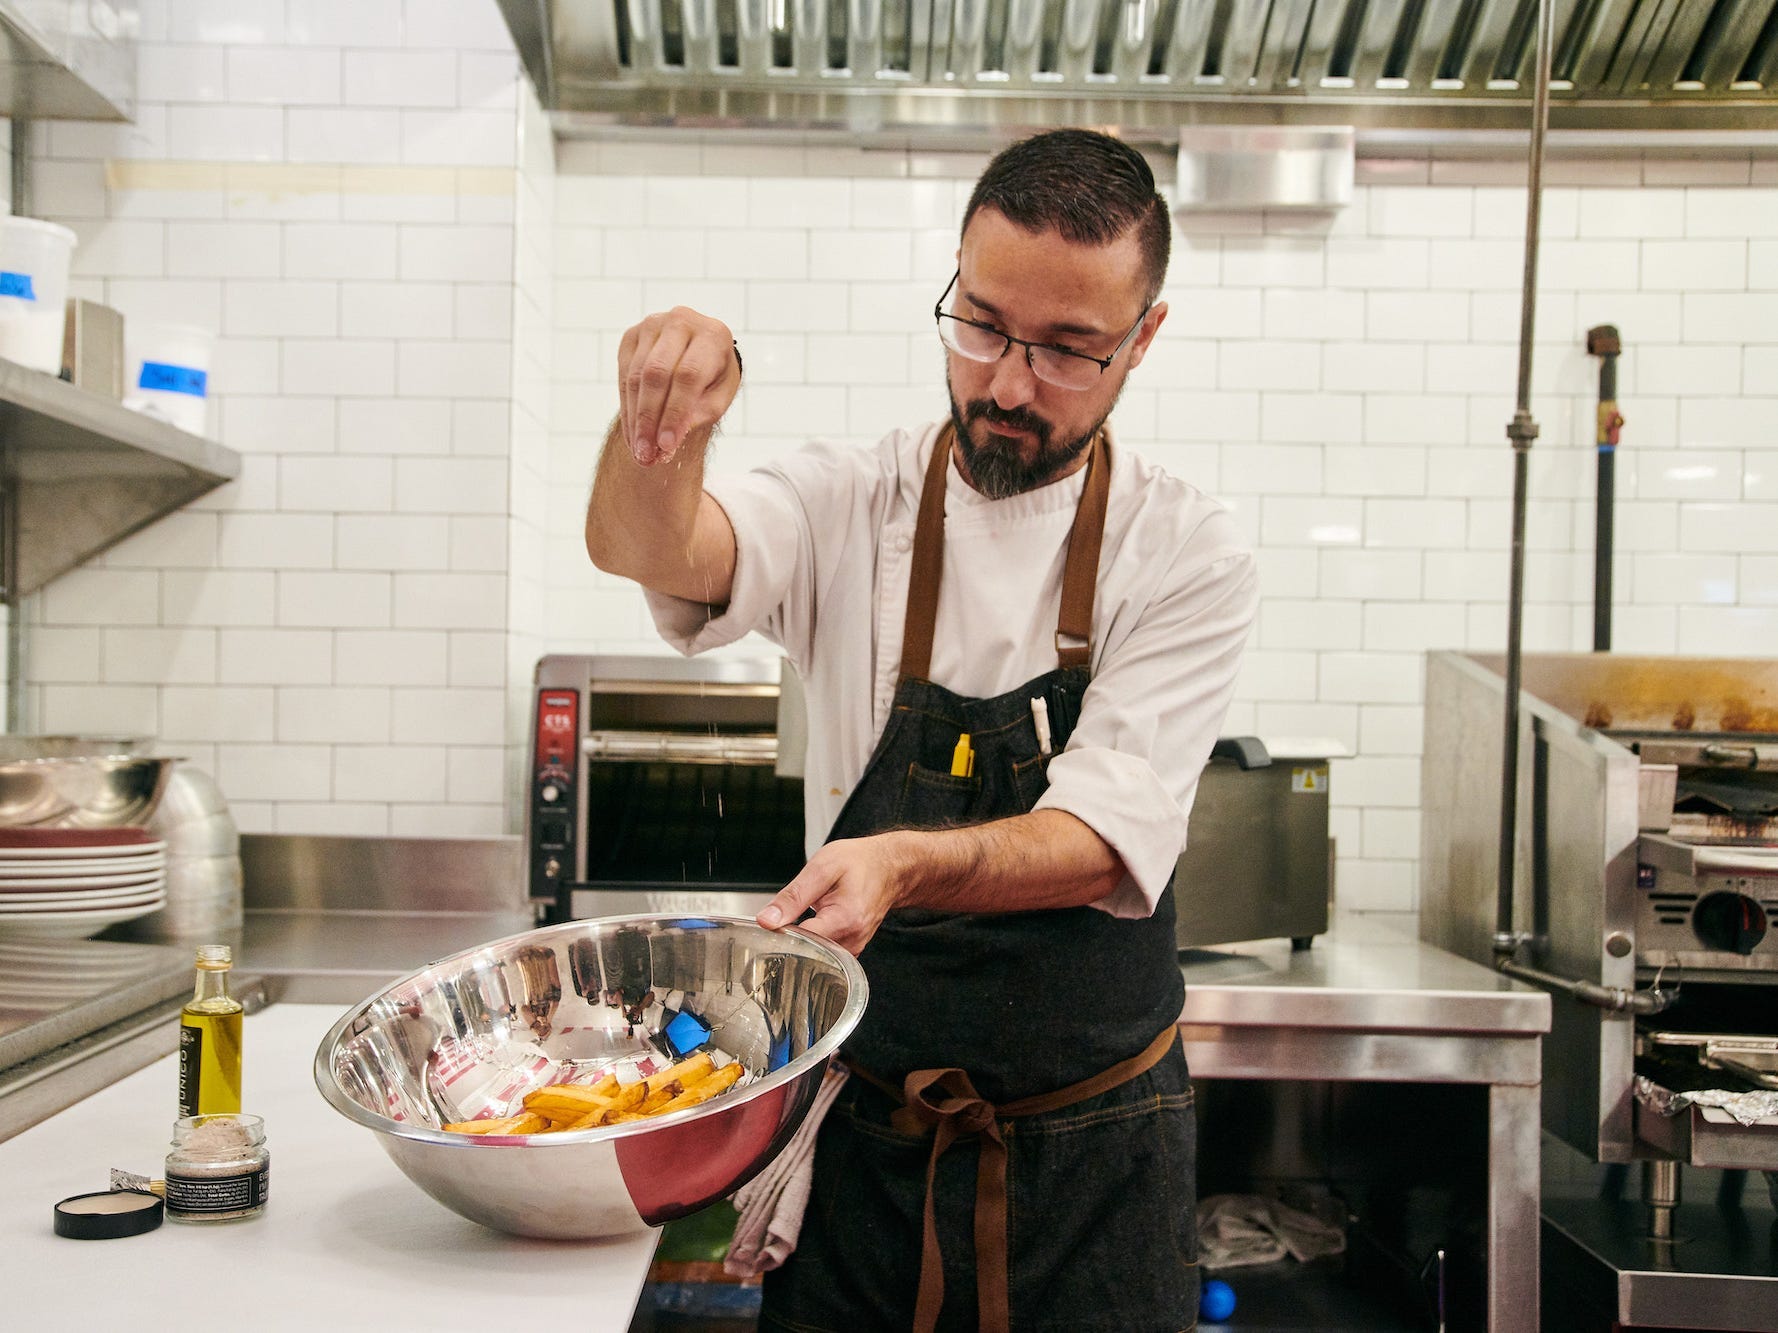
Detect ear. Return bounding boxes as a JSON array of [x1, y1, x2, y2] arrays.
[[1124, 302, 1168, 371]]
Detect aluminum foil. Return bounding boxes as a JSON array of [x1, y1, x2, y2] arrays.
[[1635, 1075, 1778, 1126]]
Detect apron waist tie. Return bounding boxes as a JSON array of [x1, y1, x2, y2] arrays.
[[846, 1023, 1179, 1333]]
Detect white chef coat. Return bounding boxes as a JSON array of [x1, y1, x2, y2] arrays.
[[645, 420, 1258, 919]]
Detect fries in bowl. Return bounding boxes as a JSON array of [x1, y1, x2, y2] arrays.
[[442, 1050, 746, 1135]]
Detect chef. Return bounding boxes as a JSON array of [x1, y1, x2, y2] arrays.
[[586, 129, 1257, 1332]]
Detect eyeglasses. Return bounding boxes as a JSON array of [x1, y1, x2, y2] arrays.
[[934, 270, 1150, 391]]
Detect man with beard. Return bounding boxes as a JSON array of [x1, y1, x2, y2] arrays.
[[586, 128, 1256, 1332]]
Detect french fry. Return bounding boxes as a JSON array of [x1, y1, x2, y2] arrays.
[[559, 1103, 621, 1130], [605, 1081, 647, 1114], [584, 1072, 621, 1098], [648, 1061, 745, 1118], [441, 1111, 549, 1135], [689, 1062, 743, 1097], [441, 1116, 516, 1134], [643, 1052, 714, 1096], [523, 1088, 614, 1120], [656, 1083, 718, 1115], [521, 1074, 621, 1115]]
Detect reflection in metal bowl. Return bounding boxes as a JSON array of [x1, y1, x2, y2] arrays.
[[314, 914, 867, 1239], [0, 757, 179, 828]]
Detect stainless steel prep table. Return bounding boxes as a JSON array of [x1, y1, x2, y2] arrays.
[[1179, 912, 1551, 1333]]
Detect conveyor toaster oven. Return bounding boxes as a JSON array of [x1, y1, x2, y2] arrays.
[[526, 654, 807, 923]]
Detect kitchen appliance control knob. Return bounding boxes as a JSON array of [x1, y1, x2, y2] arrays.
[[1691, 891, 1767, 956], [544, 858, 562, 879], [1604, 931, 1633, 958], [541, 783, 561, 804]]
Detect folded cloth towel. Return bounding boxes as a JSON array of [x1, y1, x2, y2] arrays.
[[1196, 1193, 1347, 1270], [723, 1062, 850, 1279]]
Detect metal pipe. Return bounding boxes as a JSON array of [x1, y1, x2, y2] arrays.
[[1496, 959, 1676, 1015], [5, 117, 27, 735], [1493, 0, 1556, 961], [10, 117, 27, 217], [1586, 324, 1623, 652], [1643, 1159, 1680, 1241], [2, 480, 18, 735]]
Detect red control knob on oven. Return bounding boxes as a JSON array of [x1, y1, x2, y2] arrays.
[[1692, 891, 1768, 956]]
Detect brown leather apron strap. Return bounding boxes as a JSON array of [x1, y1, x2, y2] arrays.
[[898, 425, 1112, 681], [847, 1023, 1179, 1333], [1055, 435, 1109, 670], [899, 421, 955, 682]]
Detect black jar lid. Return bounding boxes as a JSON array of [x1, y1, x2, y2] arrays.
[[54, 1189, 164, 1240]]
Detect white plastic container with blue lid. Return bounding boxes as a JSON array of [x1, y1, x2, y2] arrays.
[[123, 321, 215, 437], [0, 217, 77, 375]]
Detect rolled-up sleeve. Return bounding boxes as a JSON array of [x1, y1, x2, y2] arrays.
[[644, 471, 804, 659], [644, 442, 867, 670], [1036, 526, 1258, 918]]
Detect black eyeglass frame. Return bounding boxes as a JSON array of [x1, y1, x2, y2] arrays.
[[933, 269, 1152, 387]]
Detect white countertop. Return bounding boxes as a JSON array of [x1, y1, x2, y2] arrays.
[[0, 1004, 660, 1332]]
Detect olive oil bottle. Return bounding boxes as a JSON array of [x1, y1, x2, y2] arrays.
[[178, 944, 243, 1117]]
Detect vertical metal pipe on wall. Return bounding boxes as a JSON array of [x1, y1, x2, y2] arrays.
[[1493, 0, 1557, 958], [1587, 324, 1624, 653], [3, 116, 26, 734]]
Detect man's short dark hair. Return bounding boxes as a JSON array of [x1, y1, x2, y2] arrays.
[[962, 128, 1171, 306]]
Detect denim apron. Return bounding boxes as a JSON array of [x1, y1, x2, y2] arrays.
[[759, 427, 1198, 1333]]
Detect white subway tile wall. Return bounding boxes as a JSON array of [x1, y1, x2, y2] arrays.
[[24, 4, 522, 837], [504, 78, 555, 830], [546, 143, 1778, 912]]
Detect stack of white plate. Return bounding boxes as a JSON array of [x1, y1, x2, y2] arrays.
[[0, 829, 168, 939], [0, 938, 180, 1015]]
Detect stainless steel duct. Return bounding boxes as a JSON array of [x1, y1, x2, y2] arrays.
[[0, 0, 136, 121], [500, 0, 1778, 135]]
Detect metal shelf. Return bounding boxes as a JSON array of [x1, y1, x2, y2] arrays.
[[0, 358, 240, 599], [0, 0, 134, 122]]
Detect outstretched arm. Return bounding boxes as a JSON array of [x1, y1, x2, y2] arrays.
[[757, 810, 1123, 955], [585, 306, 742, 606]]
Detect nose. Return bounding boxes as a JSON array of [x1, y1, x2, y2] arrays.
[[989, 346, 1039, 410]]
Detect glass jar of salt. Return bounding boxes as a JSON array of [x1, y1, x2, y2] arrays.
[[164, 1113, 269, 1224]]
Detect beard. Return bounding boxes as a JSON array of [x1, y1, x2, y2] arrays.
[[946, 369, 1113, 501]]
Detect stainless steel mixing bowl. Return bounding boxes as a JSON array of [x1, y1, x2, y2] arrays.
[[314, 914, 868, 1239], [0, 756, 179, 828]]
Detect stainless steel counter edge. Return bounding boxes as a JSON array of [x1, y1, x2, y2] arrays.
[[1180, 982, 1551, 1036], [1176, 913, 1551, 1036]]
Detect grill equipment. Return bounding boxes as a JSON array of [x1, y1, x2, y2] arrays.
[[527, 655, 807, 922], [1422, 651, 1778, 1328]]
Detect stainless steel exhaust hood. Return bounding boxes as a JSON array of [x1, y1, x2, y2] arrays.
[[0, 0, 136, 121], [500, 0, 1778, 138]]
